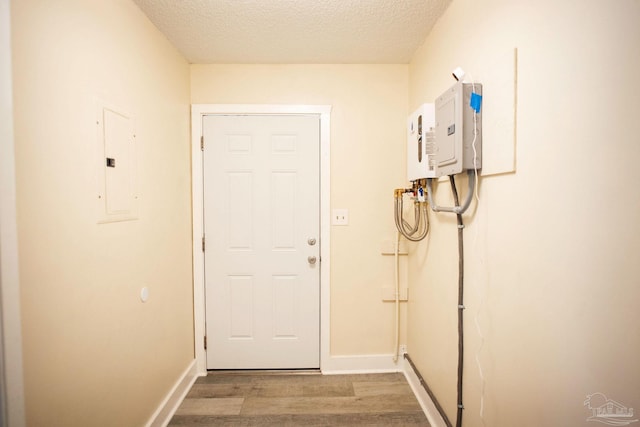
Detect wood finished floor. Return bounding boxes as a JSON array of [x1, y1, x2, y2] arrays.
[[169, 371, 430, 426]]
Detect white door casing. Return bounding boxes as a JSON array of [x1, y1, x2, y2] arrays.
[[203, 114, 319, 369], [192, 106, 411, 375], [192, 104, 331, 374]]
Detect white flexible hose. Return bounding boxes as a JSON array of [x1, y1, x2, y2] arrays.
[[392, 230, 400, 363]]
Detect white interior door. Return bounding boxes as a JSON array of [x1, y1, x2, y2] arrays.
[[203, 114, 320, 369]]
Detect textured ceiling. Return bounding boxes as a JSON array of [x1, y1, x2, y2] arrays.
[[132, 0, 452, 64]]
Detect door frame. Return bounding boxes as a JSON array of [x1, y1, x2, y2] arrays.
[[191, 104, 331, 375], [1, 0, 26, 423]]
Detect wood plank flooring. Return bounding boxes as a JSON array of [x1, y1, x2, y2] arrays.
[[169, 371, 430, 426]]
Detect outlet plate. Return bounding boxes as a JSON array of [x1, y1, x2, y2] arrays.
[[332, 208, 349, 226], [399, 344, 407, 355]]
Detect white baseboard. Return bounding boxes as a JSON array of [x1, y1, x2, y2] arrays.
[[403, 357, 447, 427], [146, 359, 201, 427], [145, 354, 444, 426], [323, 353, 446, 426], [321, 353, 405, 375]]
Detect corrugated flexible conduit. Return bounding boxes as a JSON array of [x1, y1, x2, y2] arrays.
[[449, 175, 465, 427], [426, 170, 475, 215], [394, 175, 469, 426]]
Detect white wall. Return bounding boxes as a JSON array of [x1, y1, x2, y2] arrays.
[[11, 0, 193, 425], [192, 64, 410, 356], [408, 0, 640, 426]]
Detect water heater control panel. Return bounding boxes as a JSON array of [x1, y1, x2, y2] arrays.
[[407, 103, 436, 181]]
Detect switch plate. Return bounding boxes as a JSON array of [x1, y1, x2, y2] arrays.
[[332, 208, 349, 226]]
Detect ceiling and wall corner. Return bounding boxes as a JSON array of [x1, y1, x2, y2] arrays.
[[132, 0, 452, 64]]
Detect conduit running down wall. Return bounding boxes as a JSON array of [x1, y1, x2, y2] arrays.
[[399, 78, 482, 427]]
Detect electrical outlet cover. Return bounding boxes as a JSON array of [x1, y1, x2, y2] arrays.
[[332, 208, 349, 226]]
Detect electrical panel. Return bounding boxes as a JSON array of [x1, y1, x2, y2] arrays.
[[407, 103, 436, 181], [96, 102, 138, 223], [434, 82, 482, 177], [407, 82, 482, 180]]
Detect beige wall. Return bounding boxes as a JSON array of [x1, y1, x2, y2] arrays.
[[408, 0, 640, 426], [191, 64, 409, 355], [11, 0, 639, 425], [11, 0, 193, 425], [1, 0, 26, 424]]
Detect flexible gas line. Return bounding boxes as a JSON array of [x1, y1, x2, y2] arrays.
[[394, 186, 429, 242], [393, 185, 428, 362]]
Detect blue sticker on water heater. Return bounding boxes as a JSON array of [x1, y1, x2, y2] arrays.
[[470, 92, 482, 113]]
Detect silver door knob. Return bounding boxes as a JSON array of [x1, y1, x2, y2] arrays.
[[307, 256, 317, 265], [307, 238, 317, 246]]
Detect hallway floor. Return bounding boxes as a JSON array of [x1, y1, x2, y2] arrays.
[[169, 371, 430, 426]]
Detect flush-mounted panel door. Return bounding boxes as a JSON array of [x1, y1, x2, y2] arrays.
[[203, 114, 320, 369], [95, 103, 138, 223]]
